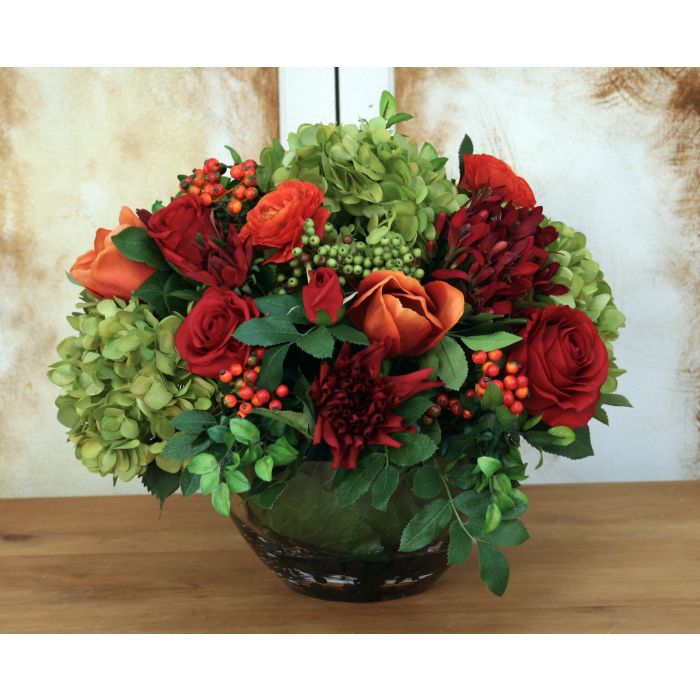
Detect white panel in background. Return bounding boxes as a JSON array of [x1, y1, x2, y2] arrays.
[[278, 67, 336, 144], [337, 67, 393, 123]]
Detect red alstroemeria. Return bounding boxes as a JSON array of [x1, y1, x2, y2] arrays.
[[309, 341, 442, 470]]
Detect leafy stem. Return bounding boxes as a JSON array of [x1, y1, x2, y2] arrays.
[[440, 473, 476, 544]]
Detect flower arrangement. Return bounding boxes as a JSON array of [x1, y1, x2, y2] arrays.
[[50, 92, 628, 598]]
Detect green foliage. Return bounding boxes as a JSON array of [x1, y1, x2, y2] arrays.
[[187, 453, 218, 474], [256, 343, 291, 392], [419, 336, 468, 391], [233, 317, 301, 347], [524, 425, 594, 460], [48, 295, 219, 483], [411, 464, 442, 499], [212, 483, 231, 516], [328, 323, 370, 345], [395, 393, 436, 424], [254, 292, 308, 323], [252, 409, 312, 439], [371, 465, 400, 511], [600, 393, 632, 408], [337, 453, 385, 506], [477, 542, 510, 596], [399, 499, 452, 552], [258, 96, 466, 246], [142, 463, 181, 506], [458, 332, 522, 352], [388, 432, 438, 467], [171, 410, 216, 434], [295, 326, 335, 359], [229, 418, 260, 444], [111, 226, 169, 270], [447, 522, 473, 565]]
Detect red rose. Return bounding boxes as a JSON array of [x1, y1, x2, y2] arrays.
[[302, 268, 344, 324], [309, 341, 442, 469], [175, 287, 259, 378], [459, 154, 535, 208], [198, 227, 253, 290], [145, 195, 218, 282], [508, 306, 609, 429], [240, 180, 330, 264]]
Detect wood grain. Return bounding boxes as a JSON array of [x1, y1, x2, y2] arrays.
[[1, 482, 699, 633]]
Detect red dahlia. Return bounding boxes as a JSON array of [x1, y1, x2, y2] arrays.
[[433, 190, 568, 315], [309, 341, 441, 470]]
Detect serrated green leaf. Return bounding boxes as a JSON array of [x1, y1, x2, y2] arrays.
[[454, 489, 490, 518], [295, 326, 335, 359], [599, 393, 633, 408], [388, 432, 437, 467], [524, 425, 594, 460], [411, 464, 442, 499], [252, 408, 311, 439], [141, 463, 180, 506], [337, 457, 384, 506], [111, 226, 169, 270], [594, 405, 609, 425], [481, 520, 529, 547], [371, 465, 400, 511], [212, 483, 231, 516], [233, 317, 301, 347], [420, 335, 468, 391], [187, 452, 218, 475], [399, 499, 451, 552], [395, 393, 435, 424], [481, 382, 504, 410], [459, 332, 522, 352], [328, 323, 370, 345], [255, 342, 291, 392], [161, 432, 208, 460], [180, 470, 200, 498], [477, 542, 509, 596], [171, 409, 216, 434], [447, 522, 473, 564], [254, 292, 308, 323]]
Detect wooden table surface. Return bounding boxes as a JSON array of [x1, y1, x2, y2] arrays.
[[1, 481, 699, 633]]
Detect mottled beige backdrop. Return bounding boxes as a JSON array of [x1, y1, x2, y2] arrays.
[[0, 68, 278, 497]]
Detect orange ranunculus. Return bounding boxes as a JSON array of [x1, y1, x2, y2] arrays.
[[459, 154, 535, 208], [347, 271, 465, 357], [239, 180, 330, 264], [70, 207, 156, 300]]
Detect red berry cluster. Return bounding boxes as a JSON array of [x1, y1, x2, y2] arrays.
[[470, 349, 529, 415], [178, 157, 259, 213], [219, 348, 287, 419], [422, 391, 473, 426]]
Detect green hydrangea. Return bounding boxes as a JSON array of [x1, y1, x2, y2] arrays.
[[258, 116, 466, 247], [48, 295, 219, 482], [544, 220, 626, 392]]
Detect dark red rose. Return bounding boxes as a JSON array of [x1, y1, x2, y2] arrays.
[[309, 341, 442, 469], [239, 180, 330, 264], [302, 268, 344, 324], [508, 305, 609, 429], [459, 154, 535, 208], [198, 226, 253, 289], [175, 286, 259, 378], [145, 195, 218, 282]]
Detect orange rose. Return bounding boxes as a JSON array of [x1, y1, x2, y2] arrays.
[[70, 207, 156, 300], [347, 271, 465, 357], [240, 180, 330, 264], [459, 154, 535, 208]]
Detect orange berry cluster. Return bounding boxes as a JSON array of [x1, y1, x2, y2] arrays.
[[219, 348, 287, 419], [178, 157, 259, 212], [469, 349, 529, 415], [422, 392, 474, 426]]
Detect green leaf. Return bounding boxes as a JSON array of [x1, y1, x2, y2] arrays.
[[255, 342, 290, 392], [379, 90, 397, 119], [225, 467, 251, 493], [207, 424, 234, 447], [224, 145, 242, 164], [447, 522, 473, 565], [295, 326, 335, 359], [134, 271, 171, 317], [161, 432, 210, 460], [267, 436, 299, 466], [180, 470, 200, 498], [111, 226, 169, 270], [522, 413, 543, 430], [141, 463, 181, 506], [254, 292, 307, 323], [337, 456, 384, 506], [411, 464, 442, 499], [233, 317, 301, 347], [212, 483, 231, 516], [199, 468, 221, 495], [229, 418, 260, 445], [481, 520, 529, 547], [454, 489, 490, 518], [399, 499, 452, 552], [171, 409, 216, 434], [458, 132, 474, 159], [187, 452, 218, 475], [371, 465, 400, 511], [386, 112, 413, 128], [388, 432, 437, 467], [547, 425, 576, 446], [254, 455, 275, 482], [477, 456, 501, 478], [258, 481, 288, 509], [483, 503, 502, 534], [458, 332, 522, 352], [600, 393, 633, 408], [252, 408, 311, 438], [420, 335, 468, 391], [524, 425, 594, 460], [394, 393, 435, 424], [594, 405, 609, 425], [481, 382, 503, 410], [328, 323, 370, 345], [477, 542, 509, 596]]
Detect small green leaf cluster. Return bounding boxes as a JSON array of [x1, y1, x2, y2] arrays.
[[257, 93, 466, 247], [48, 295, 219, 482]]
